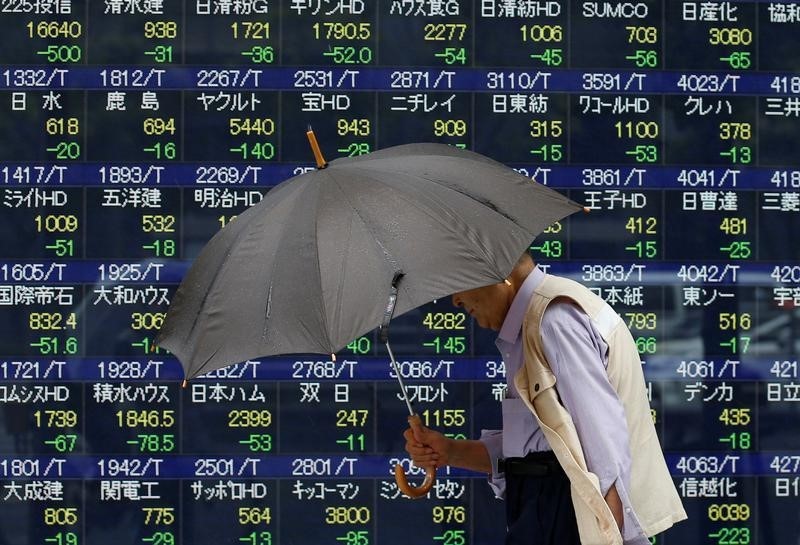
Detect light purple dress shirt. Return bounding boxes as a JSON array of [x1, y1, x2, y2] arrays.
[[479, 266, 649, 544]]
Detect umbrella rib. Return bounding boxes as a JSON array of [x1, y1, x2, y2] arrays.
[[412, 172, 522, 228], [188, 344, 222, 381], [346, 160, 574, 233], [260, 182, 320, 346], [181, 214, 258, 356], [265, 283, 272, 320], [320, 169, 403, 350], [328, 196, 354, 347], [326, 169, 400, 271], [184, 180, 308, 366], [342, 163, 515, 271], [324, 169, 409, 334], [178, 180, 308, 358], [310, 179, 335, 353]]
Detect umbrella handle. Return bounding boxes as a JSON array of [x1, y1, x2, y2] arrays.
[[394, 463, 436, 499], [395, 414, 437, 498]]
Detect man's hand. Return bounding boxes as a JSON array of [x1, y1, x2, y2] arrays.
[[403, 419, 493, 474], [403, 418, 452, 469]]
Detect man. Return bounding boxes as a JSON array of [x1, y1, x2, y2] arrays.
[[404, 253, 686, 545]]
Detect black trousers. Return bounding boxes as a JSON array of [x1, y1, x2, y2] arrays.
[[504, 452, 581, 545]]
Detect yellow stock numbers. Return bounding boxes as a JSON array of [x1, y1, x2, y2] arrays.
[[143, 507, 175, 525], [615, 121, 659, 139], [27, 21, 81, 38], [337, 118, 370, 136], [218, 215, 237, 228], [142, 214, 176, 233], [422, 409, 465, 427], [116, 410, 175, 428], [46, 118, 79, 135], [231, 22, 270, 40], [312, 22, 370, 40], [719, 408, 751, 426], [228, 410, 273, 427], [432, 506, 466, 524], [519, 24, 562, 42], [624, 312, 657, 330], [625, 216, 657, 234], [709, 28, 752, 46], [626, 26, 657, 43], [708, 504, 751, 521], [239, 507, 272, 525], [336, 409, 368, 427], [423, 312, 466, 330], [433, 119, 467, 137], [424, 23, 467, 41], [720, 217, 748, 235], [35, 214, 78, 233], [229, 118, 275, 136], [718, 313, 752, 331], [719, 122, 751, 140], [529, 119, 563, 138], [131, 312, 166, 330], [143, 118, 176, 136], [543, 221, 563, 234], [44, 508, 78, 526], [34, 410, 77, 428], [29, 312, 77, 330], [325, 507, 370, 524], [144, 21, 178, 39]]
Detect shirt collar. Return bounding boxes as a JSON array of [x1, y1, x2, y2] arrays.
[[496, 265, 546, 344]]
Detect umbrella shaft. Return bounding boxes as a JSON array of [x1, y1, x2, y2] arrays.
[[386, 341, 415, 416]]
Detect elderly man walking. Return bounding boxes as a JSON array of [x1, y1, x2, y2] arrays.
[[405, 253, 686, 545]]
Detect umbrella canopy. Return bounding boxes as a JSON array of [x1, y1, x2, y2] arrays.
[[157, 143, 583, 380]]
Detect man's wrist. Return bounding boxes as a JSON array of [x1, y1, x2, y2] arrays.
[[447, 439, 492, 474], [443, 437, 459, 466]]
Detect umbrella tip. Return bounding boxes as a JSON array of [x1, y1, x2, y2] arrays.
[[583, 206, 591, 213], [306, 126, 328, 169], [331, 353, 336, 362], [181, 379, 188, 388]]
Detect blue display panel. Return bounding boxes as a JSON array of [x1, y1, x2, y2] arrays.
[[1, 1, 799, 543]]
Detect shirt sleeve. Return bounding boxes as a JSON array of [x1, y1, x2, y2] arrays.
[[478, 429, 506, 498], [539, 301, 648, 544]]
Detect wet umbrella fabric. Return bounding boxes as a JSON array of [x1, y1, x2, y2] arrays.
[[156, 143, 583, 380]]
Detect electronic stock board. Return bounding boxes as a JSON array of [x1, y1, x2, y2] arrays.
[[1, 1, 799, 544]]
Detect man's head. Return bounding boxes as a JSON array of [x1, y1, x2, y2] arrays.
[[451, 253, 535, 331]]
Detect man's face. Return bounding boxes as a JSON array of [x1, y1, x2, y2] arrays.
[[451, 282, 513, 331]]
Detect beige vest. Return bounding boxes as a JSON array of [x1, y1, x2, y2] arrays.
[[513, 274, 686, 544]]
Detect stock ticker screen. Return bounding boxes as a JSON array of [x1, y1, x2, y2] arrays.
[[1, 0, 800, 543]]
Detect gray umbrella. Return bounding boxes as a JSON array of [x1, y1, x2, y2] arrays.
[[158, 143, 582, 373], [156, 142, 583, 496]]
